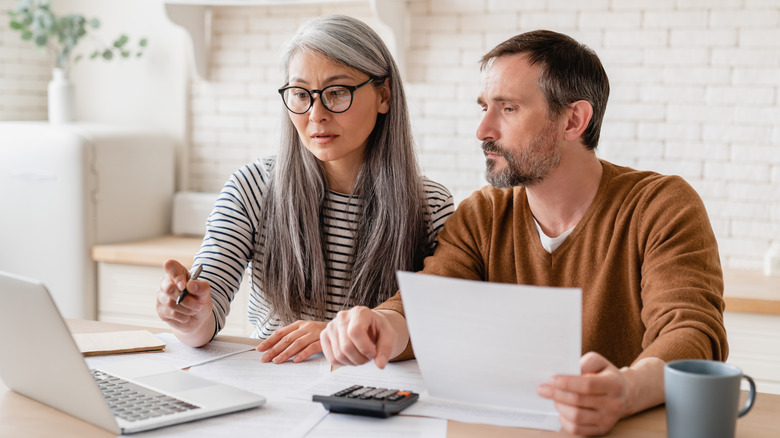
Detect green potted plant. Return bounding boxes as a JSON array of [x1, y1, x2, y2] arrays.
[[5, 0, 148, 123]]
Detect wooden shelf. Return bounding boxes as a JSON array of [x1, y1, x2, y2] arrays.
[[164, 0, 408, 80], [723, 269, 780, 315], [92, 235, 202, 267]]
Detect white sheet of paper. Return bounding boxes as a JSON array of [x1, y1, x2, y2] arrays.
[[293, 360, 426, 402], [85, 333, 254, 370], [121, 391, 328, 438], [307, 412, 447, 438], [188, 349, 331, 394], [397, 271, 581, 430]]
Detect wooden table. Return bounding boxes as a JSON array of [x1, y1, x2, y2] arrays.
[[2, 320, 778, 437]]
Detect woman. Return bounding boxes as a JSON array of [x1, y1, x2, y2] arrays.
[[155, 15, 453, 364]]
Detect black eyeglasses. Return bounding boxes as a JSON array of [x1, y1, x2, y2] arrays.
[[278, 77, 379, 114]]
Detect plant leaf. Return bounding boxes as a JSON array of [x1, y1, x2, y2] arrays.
[[33, 33, 47, 47], [102, 49, 113, 60]]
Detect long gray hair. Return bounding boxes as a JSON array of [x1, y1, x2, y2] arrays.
[[260, 15, 427, 324]]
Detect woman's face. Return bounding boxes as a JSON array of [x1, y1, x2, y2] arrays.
[[285, 50, 390, 176]]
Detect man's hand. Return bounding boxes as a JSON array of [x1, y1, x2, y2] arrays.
[[537, 352, 665, 436], [537, 352, 626, 436], [256, 320, 326, 363], [155, 259, 214, 347], [320, 306, 408, 369]]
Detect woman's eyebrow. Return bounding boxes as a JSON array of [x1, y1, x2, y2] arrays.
[[288, 74, 355, 85]]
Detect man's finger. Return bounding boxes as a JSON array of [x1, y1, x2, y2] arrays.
[[372, 319, 395, 369], [580, 351, 612, 374], [320, 330, 335, 364]]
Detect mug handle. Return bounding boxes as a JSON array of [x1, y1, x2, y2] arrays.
[[738, 374, 757, 418]]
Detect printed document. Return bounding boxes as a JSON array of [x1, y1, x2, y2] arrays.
[[396, 272, 582, 431]]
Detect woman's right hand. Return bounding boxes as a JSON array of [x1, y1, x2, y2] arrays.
[[155, 259, 214, 345]]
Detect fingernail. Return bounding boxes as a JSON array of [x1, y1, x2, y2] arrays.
[[261, 354, 270, 362], [177, 282, 184, 290]]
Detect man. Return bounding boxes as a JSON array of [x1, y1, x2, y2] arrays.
[[319, 30, 727, 436]]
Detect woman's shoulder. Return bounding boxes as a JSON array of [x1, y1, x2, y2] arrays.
[[228, 156, 276, 188], [420, 176, 454, 213]]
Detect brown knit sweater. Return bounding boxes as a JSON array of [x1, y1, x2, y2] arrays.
[[378, 160, 728, 367]]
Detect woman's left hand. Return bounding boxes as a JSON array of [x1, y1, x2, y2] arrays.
[[256, 320, 327, 363]]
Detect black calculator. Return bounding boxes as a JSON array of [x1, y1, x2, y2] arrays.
[[312, 385, 419, 418]]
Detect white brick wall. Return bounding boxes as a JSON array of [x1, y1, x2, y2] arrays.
[[1, 0, 778, 270], [0, 0, 49, 121]]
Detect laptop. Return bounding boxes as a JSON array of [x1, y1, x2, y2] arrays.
[[0, 271, 266, 434]]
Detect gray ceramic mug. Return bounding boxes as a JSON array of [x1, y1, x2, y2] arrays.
[[665, 359, 756, 438]]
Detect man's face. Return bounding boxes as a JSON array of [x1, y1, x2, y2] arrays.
[[476, 54, 563, 188]]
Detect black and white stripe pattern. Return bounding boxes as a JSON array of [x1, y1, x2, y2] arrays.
[[194, 156, 454, 339]]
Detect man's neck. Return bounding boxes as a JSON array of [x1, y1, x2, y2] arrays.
[[526, 147, 603, 238]]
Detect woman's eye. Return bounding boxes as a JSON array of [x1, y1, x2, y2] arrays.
[[327, 88, 348, 99]]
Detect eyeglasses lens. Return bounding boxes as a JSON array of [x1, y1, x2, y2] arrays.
[[282, 86, 352, 114]]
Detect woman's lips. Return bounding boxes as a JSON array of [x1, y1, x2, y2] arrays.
[[311, 133, 337, 144]]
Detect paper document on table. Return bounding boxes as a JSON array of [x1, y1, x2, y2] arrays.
[[397, 271, 581, 431], [85, 332, 254, 370], [188, 349, 331, 394], [294, 359, 426, 402]]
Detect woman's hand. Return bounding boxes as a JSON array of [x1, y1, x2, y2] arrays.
[[256, 320, 327, 363], [155, 259, 214, 347]]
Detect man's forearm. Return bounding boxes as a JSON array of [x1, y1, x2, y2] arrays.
[[620, 357, 666, 417], [376, 309, 410, 360]]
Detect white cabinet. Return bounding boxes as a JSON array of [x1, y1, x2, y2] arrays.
[[0, 122, 175, 319], [92, 236, 252, 337], [725, 312, 780, 395]]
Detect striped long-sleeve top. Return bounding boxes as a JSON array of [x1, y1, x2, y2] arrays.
[[194, 156, 454, 339]]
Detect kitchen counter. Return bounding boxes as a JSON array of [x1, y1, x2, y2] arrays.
[[92, 235, 201, 267], [92, 236, 780, 315]]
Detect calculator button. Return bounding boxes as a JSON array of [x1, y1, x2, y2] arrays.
[[346, 386, 375, 398], [333, 385, 363, 397], [372, 389, 399, 400]]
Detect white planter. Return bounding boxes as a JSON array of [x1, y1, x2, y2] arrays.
[[48, 68, 76, 124]]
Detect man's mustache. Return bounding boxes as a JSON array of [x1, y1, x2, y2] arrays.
[[482, 141, 505, 156]]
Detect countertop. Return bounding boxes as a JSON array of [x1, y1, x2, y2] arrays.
[[92, 236, 780, 315]]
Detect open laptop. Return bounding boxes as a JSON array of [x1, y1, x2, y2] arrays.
[[0, 271, 266, 434]]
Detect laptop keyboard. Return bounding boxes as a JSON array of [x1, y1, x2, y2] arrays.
[[91, 369, 200, 422]]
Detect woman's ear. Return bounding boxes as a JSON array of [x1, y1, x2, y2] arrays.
[[377, 79, 391, 115], [563, 100, 593, 141]]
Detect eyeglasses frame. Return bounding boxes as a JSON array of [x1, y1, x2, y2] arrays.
[[277, 77, 380, 115]]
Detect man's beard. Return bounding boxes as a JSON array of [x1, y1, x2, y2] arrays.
[[482, 121, 562, 188]]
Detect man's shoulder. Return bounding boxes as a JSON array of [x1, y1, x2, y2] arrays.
[[457, 184, 521, 212], [603, 160, 696, 198]]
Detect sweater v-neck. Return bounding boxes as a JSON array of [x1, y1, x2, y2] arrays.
[[516, 160, 614, 265]]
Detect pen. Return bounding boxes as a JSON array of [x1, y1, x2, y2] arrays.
[[175, 264, 202, 305]]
